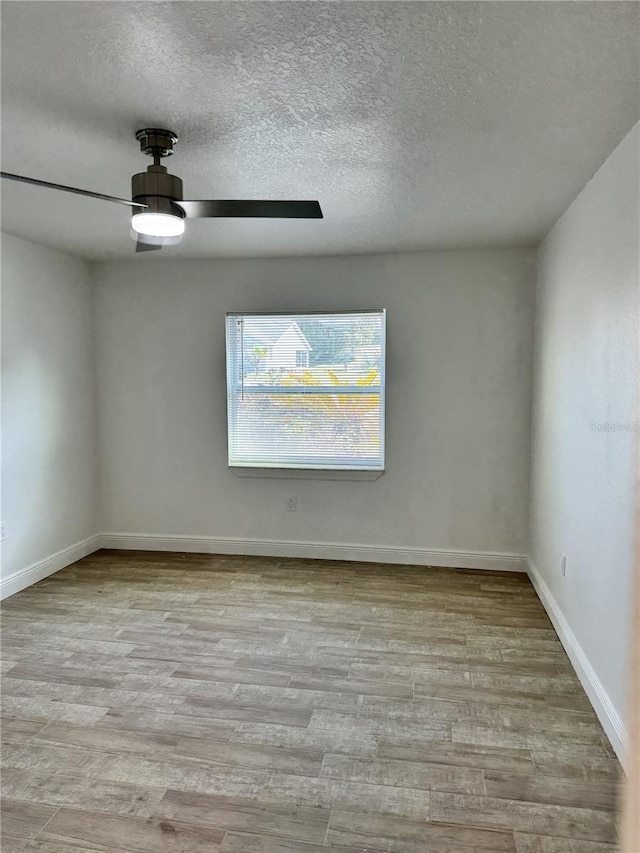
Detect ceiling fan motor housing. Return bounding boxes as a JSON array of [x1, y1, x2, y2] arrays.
[[131, 164, 184, 218]]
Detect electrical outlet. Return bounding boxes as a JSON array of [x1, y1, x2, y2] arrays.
[[0, 522, 6, 542], [286, 496, 297, 512], [561, 554, 567, 577]]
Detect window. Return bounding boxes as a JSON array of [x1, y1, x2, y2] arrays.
[[226, 310, 386, 471]]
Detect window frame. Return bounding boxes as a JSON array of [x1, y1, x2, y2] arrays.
[[225, 309, 386, 474]]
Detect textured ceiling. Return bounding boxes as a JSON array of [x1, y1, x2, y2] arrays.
[[1, 1, 638, 260]]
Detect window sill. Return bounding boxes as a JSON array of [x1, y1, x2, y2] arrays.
[[230, 467, 385, 482]]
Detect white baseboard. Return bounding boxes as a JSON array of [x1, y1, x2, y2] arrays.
[[0, 535, 102, 600], [99, 532, 527, 572], [527, 557, 628, 767]]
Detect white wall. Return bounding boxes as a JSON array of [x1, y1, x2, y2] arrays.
[[529, 124, 640, 759], [94, 249, 535, 566], [1, 233, 98, 595]]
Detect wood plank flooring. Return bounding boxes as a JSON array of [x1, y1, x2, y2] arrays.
[[0, 550, 622, 852]]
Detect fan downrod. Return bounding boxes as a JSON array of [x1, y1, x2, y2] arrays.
[[135, 128, 178, 161]]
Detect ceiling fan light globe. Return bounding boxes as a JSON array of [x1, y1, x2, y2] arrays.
[[131, 212, 185, 238]]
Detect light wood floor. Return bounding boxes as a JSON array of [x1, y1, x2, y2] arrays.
[[1, 551, 622, 852]]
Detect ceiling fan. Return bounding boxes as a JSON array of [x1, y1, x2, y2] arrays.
[[1, 129, 323, 252]]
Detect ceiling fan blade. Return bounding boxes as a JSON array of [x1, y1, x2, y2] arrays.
[[135, 237, 163, 252], [174, 200, 323, 219], [133, 232, 183, 252], [1, 171, 146, 208]]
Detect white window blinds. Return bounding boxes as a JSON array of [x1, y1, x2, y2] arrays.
[[226, 310, 386, 471]]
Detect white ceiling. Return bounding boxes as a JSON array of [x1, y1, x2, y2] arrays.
[[1, 2, 638, 260]]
